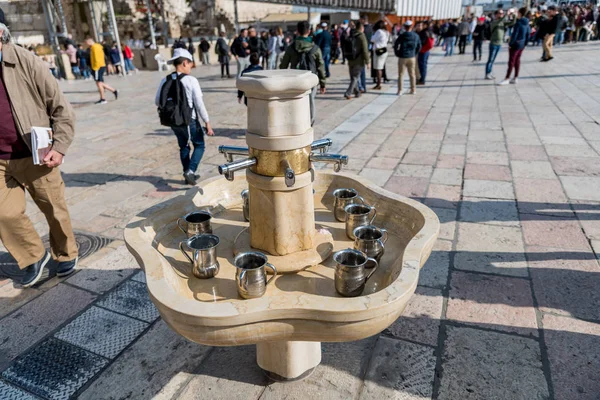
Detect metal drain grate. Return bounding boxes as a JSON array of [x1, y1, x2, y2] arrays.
[[1, 338, 108, 400], [0, 231, 113, 283]]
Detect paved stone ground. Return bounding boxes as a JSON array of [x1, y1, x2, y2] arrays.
[[1, 41, 599, 399]]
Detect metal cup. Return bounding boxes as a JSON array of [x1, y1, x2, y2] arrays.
[[333, 248, 379, 297], [344, 204, 377, 240], [353, 225, 388, 264], [241, 189, 249, 222], [179, 234, 220, 279], [333, 188, 365, 222], [234, 252, 277, 299], [177, 211, 212, 237]]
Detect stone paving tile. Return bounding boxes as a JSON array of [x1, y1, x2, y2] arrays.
[[79, 320, 212, 400], [510, 161, 556, 180], [1, 338, 108, 400], [131, 270, 146, 283], [528, 246, 600, 321], [402, 152, 438, 166], [0, 380, 37, 400], [364, 157, 401, 170], [178, 345, 268, 399], [466, 141, 506, 153], [430, 168, 462, 186], [385, 287, 444, 346], [463, 180, 515, 200], [95, 280, 159, 323], [447, 271, 537, 336], [419, 239, 451, 289], [437, 326, 549, 400], [0, 284, 96, 371], [262, 338, 376, 400], [463, 164, 512, 181], [545, 144, 597, 158], [507, 145, 548, 161], [551, 156, 600, 177], [440, 144, 466, 155], [455, 223, 528, 277], [394, 164, 432, 178], [521, 215, 591, 250], [542, 314, 600, 400], [425, 184, 461, 209], [358, 168, 393, 188], [513, 178, 572, 217], [384, 176, 429, 199], [432, 208, 457, 241], [436, 154, 465, 169], [66, 245, 139, 294], [466, 151, 509, 166], [408, 140, 442, 153], [559, 176, 600, 201], [459, 197, 520, 227], [54, 306, 148, 359], [359, 337, 436, 400], [0, 285, 43, 320]]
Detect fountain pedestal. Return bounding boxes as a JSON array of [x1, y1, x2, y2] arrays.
[[257, 341, 321, 381]]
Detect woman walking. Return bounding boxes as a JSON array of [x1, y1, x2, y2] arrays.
[[370, 20, 389, 90], [498, 8, 530, 86]]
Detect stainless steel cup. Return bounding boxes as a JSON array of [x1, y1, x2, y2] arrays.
[[333, 188, 365, 222], [344, 204, 377, 240], [241, 189, 249, 222], [179, 234, 220, 279], [234, 252, 277, 299], [353, 225, 388, 264], [333, 248, 379, 297], [177, 211, 212, 237]]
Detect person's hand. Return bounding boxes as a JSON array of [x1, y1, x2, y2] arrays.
[[367, 64, 371, 70], [43, 149, 64, 168], [238, 97, 242, 104], [206, 123, 215, 136], [320, 87, 326, 94]]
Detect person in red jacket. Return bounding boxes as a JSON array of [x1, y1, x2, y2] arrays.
[[122, 44, 138, 75], [416, 21, 435, 85]]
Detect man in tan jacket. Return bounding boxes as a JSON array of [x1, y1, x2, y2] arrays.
[[0, 14, 78, 287]]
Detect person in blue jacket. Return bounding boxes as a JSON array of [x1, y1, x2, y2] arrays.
[[498, 7, 531, 85]]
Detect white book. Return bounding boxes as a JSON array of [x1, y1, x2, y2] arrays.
[[31, 127, 53, 165]]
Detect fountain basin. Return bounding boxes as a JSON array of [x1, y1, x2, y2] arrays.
[[125, 171, 439, 347]]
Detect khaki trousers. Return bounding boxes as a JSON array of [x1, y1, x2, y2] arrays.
[[398, 57, 417, 93], [0, 158, 78, 269], [543, 34, 555, 59]]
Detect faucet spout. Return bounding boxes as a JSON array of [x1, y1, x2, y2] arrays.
[[218, 157, 257, 181], [309, 153, 349, 173], [218, 145, 249, 162], [310, 138, 333, 153]]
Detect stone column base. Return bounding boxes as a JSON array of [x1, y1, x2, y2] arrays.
[[256, 341, 321, 381]]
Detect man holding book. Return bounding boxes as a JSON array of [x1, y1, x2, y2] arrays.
[[0, 10, 79, 287]]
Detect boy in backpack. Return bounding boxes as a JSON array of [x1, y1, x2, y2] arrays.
[[280, 21, 326, 126], [155, 48, 214, 186], [343, 21, 370, 100]]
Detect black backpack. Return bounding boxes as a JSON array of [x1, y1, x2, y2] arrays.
[[158, 73, 192, 127], [293, 44, 319, 74], [342, 31, 360, 61]]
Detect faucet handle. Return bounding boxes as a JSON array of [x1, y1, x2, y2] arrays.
[[280, 159, 295, 187], [309, 153, 348, 173]]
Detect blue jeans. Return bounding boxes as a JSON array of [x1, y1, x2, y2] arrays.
[[359, 66, 366, 91], [485, 44, 501, 75], [445, 39, 455, 56], [554, 31, 564, 46], [124, 58, 136, 72], [172, 120, 206, 173], [417, 51, 429, 83], [322, 47, 331, 77]]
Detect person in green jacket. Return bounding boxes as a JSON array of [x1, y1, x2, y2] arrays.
[[344, 21, 370, 99], [485, 8, 516, 80], [280, 21, 326, 126]]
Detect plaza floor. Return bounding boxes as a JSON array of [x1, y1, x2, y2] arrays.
[[1, 41, 600, 399]]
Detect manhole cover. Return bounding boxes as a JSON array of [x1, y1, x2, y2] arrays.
[[0, 231, 113, 282]]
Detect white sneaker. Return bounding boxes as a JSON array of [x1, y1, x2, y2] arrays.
[[485, 74, 494, 80], [497, 79, 510, 86], [510, 78, 518, 84]]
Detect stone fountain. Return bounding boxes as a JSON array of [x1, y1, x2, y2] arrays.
[[124, 70, 439, 381]]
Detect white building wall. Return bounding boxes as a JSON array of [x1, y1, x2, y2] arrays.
[[396, 0, 461, 20]]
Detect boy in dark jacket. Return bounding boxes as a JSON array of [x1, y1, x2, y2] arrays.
[[499, 8, 530, 85], [472, 17, 485, 61], [238, 53, 263, 105]]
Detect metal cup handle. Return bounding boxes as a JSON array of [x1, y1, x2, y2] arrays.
[[365, 258, 379, 282], [179, 241, 193, 264], [177, 217, 187, 234], [238, 269, 248, 291], [369, 207, 377, 224], [380, 228, 389, 245], [265, 263, 277, 285], [356, 195, 366, 205]]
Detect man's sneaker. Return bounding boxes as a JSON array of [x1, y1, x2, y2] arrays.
[[95, 99, 107, 105], [194, 173, 201, 181], [56, 257, 78, 277], [344, 94, 352, 100], [114, 90, 119, 100], [183, 170, 197, 185], [21, 252, 51, 288], [497, 79, 510, 86], [396, 90, 404, 96], [547, 56, 554, 61], [408, 90, 416, 95], [510, 78, 518, 84], [485, 74, 494, 80]]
